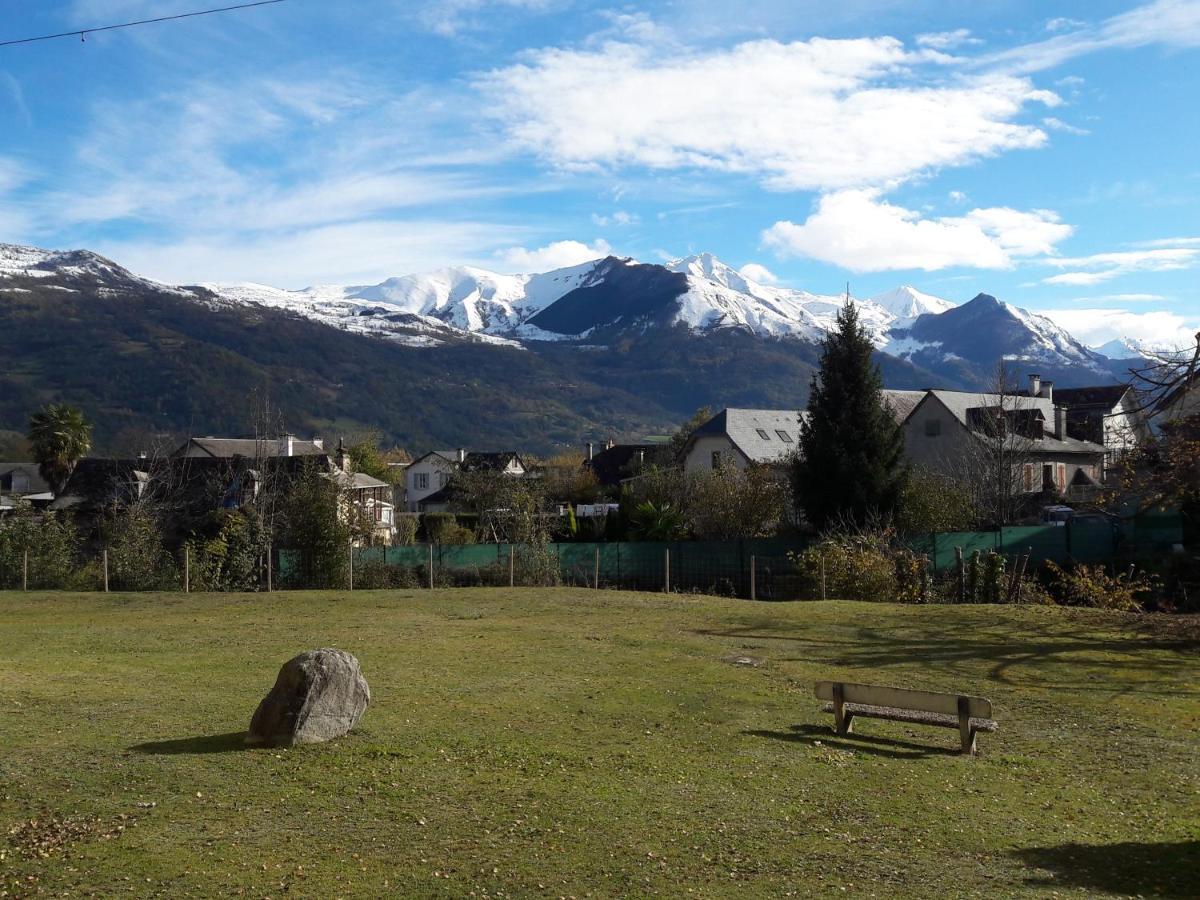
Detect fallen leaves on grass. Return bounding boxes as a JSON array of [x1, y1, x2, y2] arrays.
[[4, 813, 133, 861]]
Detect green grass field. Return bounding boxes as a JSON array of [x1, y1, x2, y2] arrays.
[[2, 589, 1197, 898]]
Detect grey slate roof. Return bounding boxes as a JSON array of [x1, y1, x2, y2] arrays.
[[880, 390, 927, 424], [692, 408, 807, 464], [0, 462, 51, 496], [174, 437, 326, 459], [924, 390, 1106, 455]]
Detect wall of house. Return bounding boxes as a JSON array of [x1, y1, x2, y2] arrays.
[[1104, 394, 1151, 454], [683, 435, 745, 474], [405, 456, 456, 512], [904, 398, 1103, 495]]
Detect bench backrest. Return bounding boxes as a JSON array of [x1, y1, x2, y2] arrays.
[[814, 681, 992, 719]]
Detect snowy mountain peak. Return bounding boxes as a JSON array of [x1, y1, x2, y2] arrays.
[[868, 284, 956, 322]]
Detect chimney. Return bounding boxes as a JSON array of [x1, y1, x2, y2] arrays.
[[335, 436, 349, 472], [312, 437, 324, 451], [284, 433, 295, 457], [1041, 380, 1054, 403], [606, 437, 615, 450], [1028, 373, 1041, 398], [586, 442, 594, 461], [1054, 406, 1066, 440], [636, 448, 645, 466], [457, 448, 466, 463]]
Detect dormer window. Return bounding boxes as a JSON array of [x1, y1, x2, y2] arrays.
[[756, 429, 770, 440]]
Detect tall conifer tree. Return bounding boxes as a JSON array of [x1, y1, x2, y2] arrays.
[[793, 300, 907, 529]]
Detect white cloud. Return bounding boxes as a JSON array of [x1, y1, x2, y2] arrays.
[[1133, 236, 1200, 248], [1042, 116, 1089, 135], [591, 210, 640, 227], [1070, 293, 1168, 303], [984, 0, 1200, 74], [497, 239, 612, 272], [479, 38, 1057, 192], [738, 262, 779, 284], [948, 190, 968, 204], [916, 29, 981, 49], [1045, 17, 1087, 33], [95, 219, 531, 287], [1041, 248, 1200, 285], [1039, 307, 1200, 351], [762, 189, 1072, 272], [411, 0, 558, 37]]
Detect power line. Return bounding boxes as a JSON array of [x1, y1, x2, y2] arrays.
[[0, 0, 289, 48]]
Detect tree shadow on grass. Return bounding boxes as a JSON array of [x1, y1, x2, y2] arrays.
[[1013, 840, 1199, 898], [744, 723, 960, 759], [693, 619, 1199, 696], [129, 731, 250, 754]]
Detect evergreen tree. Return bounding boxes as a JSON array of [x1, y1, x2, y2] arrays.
[[793, 301, 907, 529]]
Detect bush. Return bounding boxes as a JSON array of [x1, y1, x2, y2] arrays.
[[393, 516, 418, 546], [104, 504, 179, 591], [184, 508, 268, 592], [278, 467, 352, 589], [792, 532, 897, 602], [1042, 561, 1155, 611], [422, 513, 475, 545], [0, 511, 79, 589], [897, 468, 979, 534]]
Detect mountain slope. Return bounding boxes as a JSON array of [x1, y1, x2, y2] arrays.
[[883, 293, 1112, 387]]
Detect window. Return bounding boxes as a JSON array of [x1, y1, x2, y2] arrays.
[[924, 419, 942, 437], [1057, 464, 1067, 492], [414, 473, 429, 490], [775, 430, 793, 443], [1023, 464, 1034, 492], [756, 428, 771, 440]]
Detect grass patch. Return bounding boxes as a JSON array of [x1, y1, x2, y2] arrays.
[[1, 589, 1197, 897]]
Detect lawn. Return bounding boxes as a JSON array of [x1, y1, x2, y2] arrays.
[[1, 589, 1197, 898]]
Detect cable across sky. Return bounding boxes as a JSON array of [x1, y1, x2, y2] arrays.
[[0, 0, 289, 48]]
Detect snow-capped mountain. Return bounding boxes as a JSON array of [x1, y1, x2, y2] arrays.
[[883, 293, 1111, 379], [868, 285, 956, 323], [0, 241, 1150, 384]]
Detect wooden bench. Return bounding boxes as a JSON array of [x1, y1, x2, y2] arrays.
[[814, 681, 998, 755]]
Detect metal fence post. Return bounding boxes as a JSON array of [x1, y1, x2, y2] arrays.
[[750, 555, 756, 601], [594, 546, 600, 589], [22, 549, 28, 591], [103, 549, 109, 593], [348, 540, 354, 591], [509, 544, 515, 588], [267, 545, 273, 592], [428, 543, 434, 589], [184, 547, 190, 593], [664, 547, 670, 593], [820, 554, 826, 601]]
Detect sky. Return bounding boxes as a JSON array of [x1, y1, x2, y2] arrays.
[[1, 0, 1199, 349]]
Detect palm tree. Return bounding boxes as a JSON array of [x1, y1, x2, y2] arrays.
[[27, 404, 92, 494]]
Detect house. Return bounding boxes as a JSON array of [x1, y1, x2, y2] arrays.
[[679, 393, 923, 475], [1030, 378, 1152, 466], [584, 440, 662, 486], [327, 439, 395, 542], [903, 388, 1106, 499], [680, 409, 807, 473], [404, 449, 526, 512], [171, 435, 326, 459], [0, 462, 54, 510]]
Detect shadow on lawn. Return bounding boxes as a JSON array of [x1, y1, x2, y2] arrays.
[[129, 731, 250, 754], [694, 618, 1199, 696], [744, 723, 958, 759], [1013, 840, 1199, 898]]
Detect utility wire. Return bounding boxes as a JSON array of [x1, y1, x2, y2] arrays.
[[0, 0, 288, 48]]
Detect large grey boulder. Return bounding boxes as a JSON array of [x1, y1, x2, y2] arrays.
[[246, 648, 370, 747]]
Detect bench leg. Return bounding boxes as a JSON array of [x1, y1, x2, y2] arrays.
[[957, 697, 977, 755], [832, 683, 854, 735]]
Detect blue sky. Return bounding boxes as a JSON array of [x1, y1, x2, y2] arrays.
[[2, 0, 1199, 347]]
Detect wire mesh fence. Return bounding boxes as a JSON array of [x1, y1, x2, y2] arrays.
[[0, 514, 1186, 597]]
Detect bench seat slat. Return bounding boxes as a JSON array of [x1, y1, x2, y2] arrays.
[[820, 701, 998, 732], [814, 680, 992, 718]]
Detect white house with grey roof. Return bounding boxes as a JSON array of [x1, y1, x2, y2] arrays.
[[680, 409, 807, 473], [903, 388, 1106, 495]]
